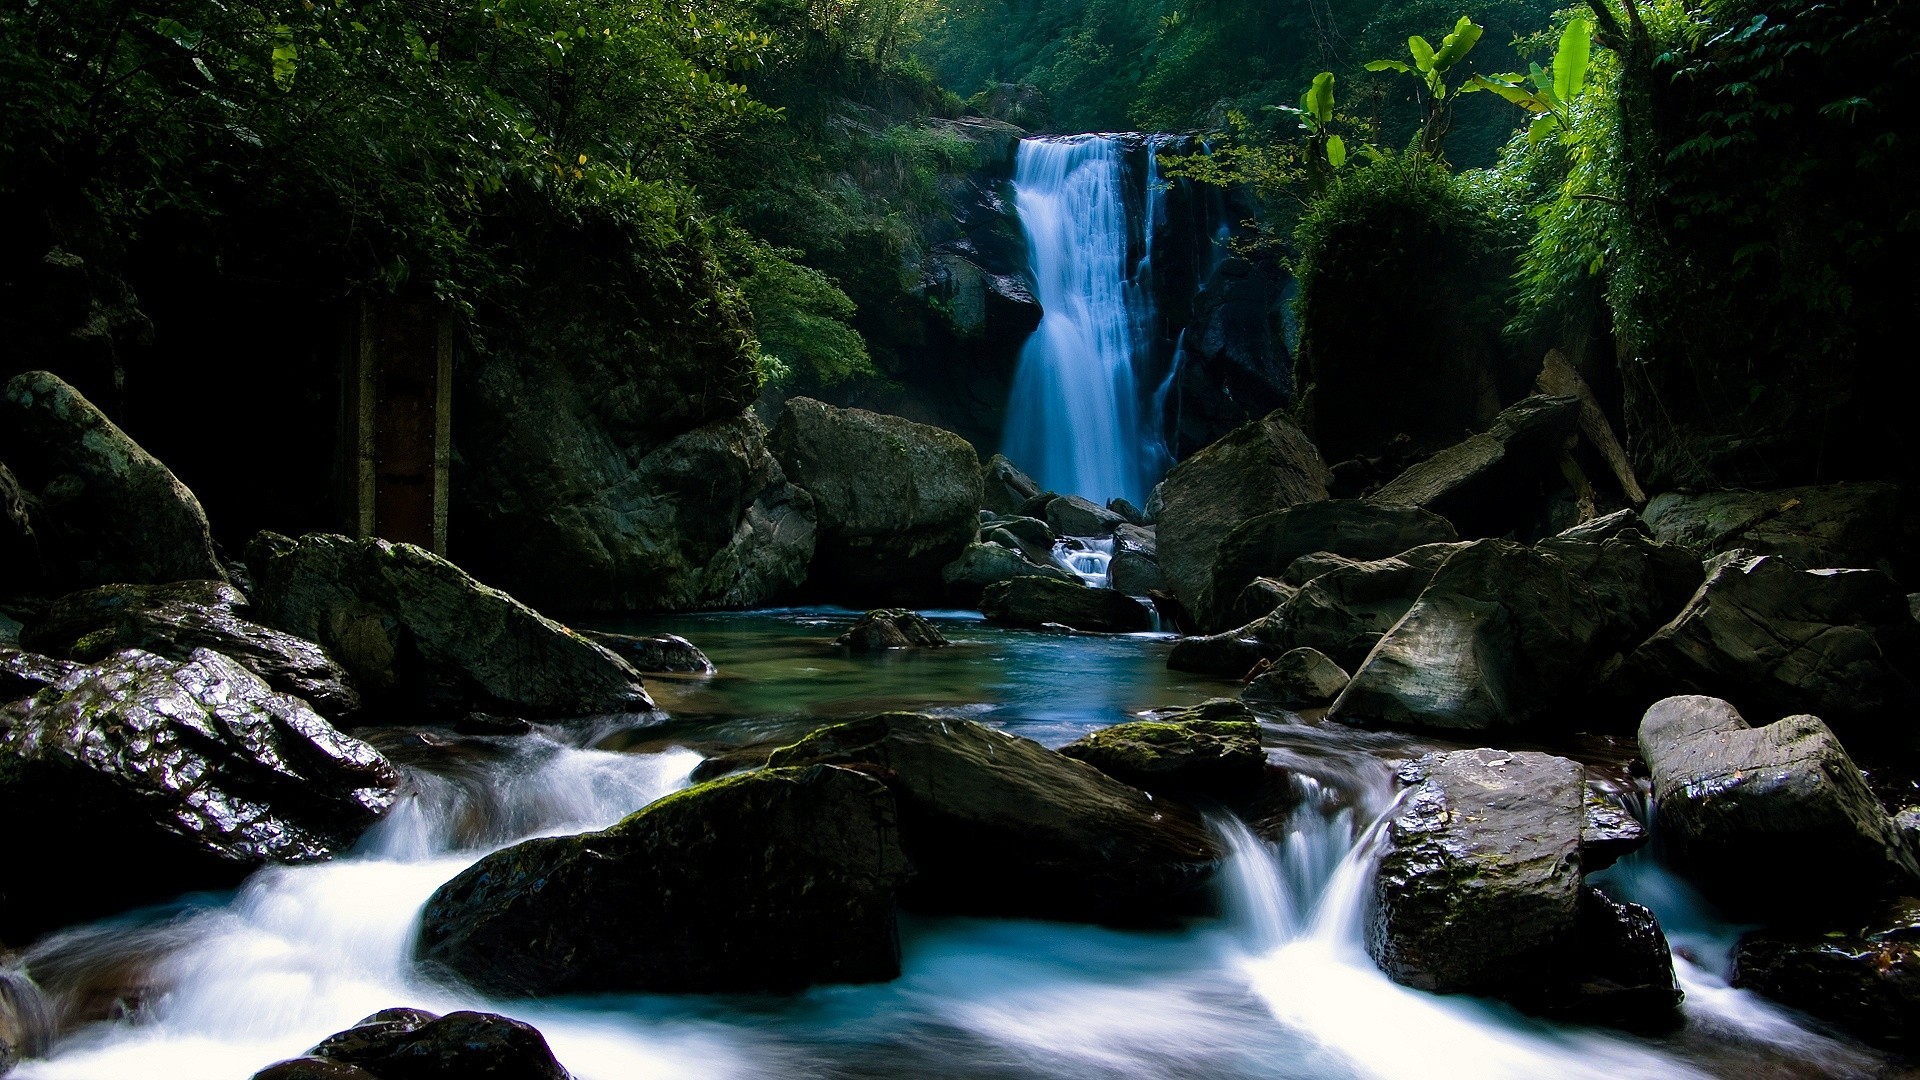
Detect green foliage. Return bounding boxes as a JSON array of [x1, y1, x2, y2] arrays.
[[1462, 16, 1592, 145], [1365, 15, 1485, 157], [723, 231, 873, 391]]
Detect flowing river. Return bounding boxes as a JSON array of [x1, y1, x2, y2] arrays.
[[12, 610, 1900, 1079]]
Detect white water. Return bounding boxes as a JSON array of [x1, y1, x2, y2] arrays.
[[1001, 136, 1154, 508], [1052, 536, 1114, 589]]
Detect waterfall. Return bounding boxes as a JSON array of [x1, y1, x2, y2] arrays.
[[1000, 136, 1152, 508]]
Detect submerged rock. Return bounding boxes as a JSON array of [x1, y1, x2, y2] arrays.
[[941, 542, 1078, 606], [835, 609, 950, 650], [577, 630, 713, 674], [0, 370, 224, 590], [766, 714, 1221, 924], [252, 1007, 574, 1080], [417, 765, 908, 996], [20, 580, 361, 720], [1241, 648, 1350, 709], [771, 397, 982, 603], [1056, 699, 1265, 798], [0, 648, 400, 937], [980, 577, 1151, 633], [1732, 899, 1920, 1046], [244, 532, 652, 721], [1637, 695, 1918, 920]]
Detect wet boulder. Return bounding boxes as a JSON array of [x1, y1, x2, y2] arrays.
[[1154, 410, 1331, 619], [766, 714, 1221, 924], [1609, 554, 1920, 738], [1643, 482, 1906, 572], [770, 398, 982, 603], [244, 532, 653, 720], [1056, 699, 1265, 799], [1044, 495, 1125, 538], [1638, 695, 1918, 920], [0, 648, 400, 937], [835, 609, 950, 650], [982, 454, 1042, 516], [1166, 631, 1273, 677], [0, 648, 78, 703], [253, 1007, 573, 1080], [417, 765, 909, 996], [1367, 394, 1581, 539], [577, 631, 713, 674], [1732, 899, 1920, 1046], [20, 580, 361, 720], [1582, 784, 1649, 871], [1108, 524, 1165, 596], [0, 371, 224, 590], [941, 542, 1078, 606], [1242, 648, 1350, 709], [1195, 501, 1456, 632], [1562, 887, 1684, 1030], [980, 577, 1151, 633]]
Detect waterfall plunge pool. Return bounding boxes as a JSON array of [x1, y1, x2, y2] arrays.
[[10, 609, 1900, 1080]]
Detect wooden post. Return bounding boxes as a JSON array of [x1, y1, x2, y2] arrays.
[[345, 297, 451, 554]]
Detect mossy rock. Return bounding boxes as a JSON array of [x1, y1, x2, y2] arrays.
[[1056, 699, 1265, 798]]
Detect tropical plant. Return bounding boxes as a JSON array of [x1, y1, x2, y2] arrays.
[[1462, 16, 1592, 144], [1365, 15, 1486, 158]]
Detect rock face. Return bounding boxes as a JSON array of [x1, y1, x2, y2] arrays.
[[1368, 395, 1581, 538], [0, 370, 224, 590], [417, 765, 909, 996], [1610, 554, 1920, 736], [20, 581, 361, 720], [982, 454, 1041, 516], [1056, 699, 1265, 798], [0, 648, 400, 937], [770, 398, 983, 603], [1154, 410, 1331, 618], [1733, 899, 1920, 1046], [252, 1007, 573, 1080], [941, 542, 1078, 606], [980, 577, 1152, 633], [1638, 695, 1918, 919], [835, 609, 950, 650], [577, 631, 713, 674], [766, 714, 1221, 924], [1643, 482, 1907, 572], [0, 648, 79, 703], [244, 533, 653, 720], [1195, 501, 1456, 631], [1242, 648, 1350, 708]]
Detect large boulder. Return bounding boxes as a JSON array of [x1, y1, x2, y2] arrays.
[[457, 409, 813, 613], [1368, 395, 1582, 538], [1044, 495, 1125, 538], [1643, 482, 1908, 572], [577, 631, 713, 674], [1732, 899, 1920, 1046], [244, 533, 652, 720], [940, 542, 1078, 606], [1242, 648, 1350, 709], [835, 609, 950, 650], [770, 398, 983, 603], [765, 714, 1221, 924], [1368, 749, 1681, 1025], [1257, 542, 1463, 670], [1609, 554, 1920, 738], [20, 581, 361, 720], [1194, 501, 1456, 631], [252, 1007, 573, 1080], [980, 577, 1151, 633], [1056, 699, 1265, 799], [0, 648, 400, 937], [1108, 523, 1165, 596], [1154, 411, 1331, 618], [982, 454, 1041, 517], [1638, 695, 1918, 920], [417, 764, 909, 996], [0, 371, 224, 590], [0, 649, 79, 703]]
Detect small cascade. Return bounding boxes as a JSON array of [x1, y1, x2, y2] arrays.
[[1051, 536, 1114, 589]]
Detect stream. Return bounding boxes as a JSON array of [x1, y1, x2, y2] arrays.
[[11, 609, 1903, 1079]]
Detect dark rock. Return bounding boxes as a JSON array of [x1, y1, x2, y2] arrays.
[[1045, 495, 1125, 538], [1733, 899, 1920, 1046], [0, 648, 400, 937], [1166, 632, 1273, 677], [941, 543, 1078, 606], [771, 398, 982, 603], [981, 577, 1151, 633], [1222, 577, 1293, 628], [578, 631, 713, 674], [251, 1060, 380, 1080], [1609, 554, 1920, 737], [453, 713, 534, 737], [1107, 497, 1147, 526], [1638, 695, 1918, 919], [1259, 543, 1463, 670], [766, 714, 1221, 924], [1368, 395, 1582, 538], [1109, 524, 1164, 596], [1195, 501, 1456, 631], [1582, 785, 1648, 872], [0, 464, 45, 599], [1643, 483, 1906, 571], [244, 533, 653, 720], [1056, 699, 1265, 798], [1155, 410, 1331, 618], [1369, 749, 1595, 1000], [0, 371, 224, 590], [417, 765, 909, 996], [257, 1006, 574, 1080], [1535, 527, 1704, 647], [982, 454, 1041, 516], [836, 609, 950, 650], [21, 580, 362, 720], [1242, 648, 1350, 709], [1562, 888, 1684, 1030], [0, 648, 78, 703], [984, 514, 1057, 561]]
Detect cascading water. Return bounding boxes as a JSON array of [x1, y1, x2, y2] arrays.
[[1000, 136, 1153, 509]]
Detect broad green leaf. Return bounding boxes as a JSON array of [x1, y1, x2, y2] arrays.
[[1365, 59, 1412, 73], [1467, 74, 1545, 111], [1305, 71, 1335, 124], [1527, 113, 1558, 144], [1554, 18, 1591, 101], [270, 28, 296, 90], [1409, 35, 1436, 72], [1432, 16, 1482, 70], [1326, 134, 1347, 168]]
